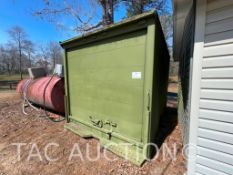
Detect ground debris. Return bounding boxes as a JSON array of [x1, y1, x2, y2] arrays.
[[0, 91, 186, 175]]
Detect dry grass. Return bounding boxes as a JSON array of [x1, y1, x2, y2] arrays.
[[0, 74, 28, 81]]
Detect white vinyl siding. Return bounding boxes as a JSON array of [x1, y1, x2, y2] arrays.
[[190, 0, 233, 174], [201, 79, 233, 89], [197, 156, 233, 174], [206, 0, 233, 12], [198, 128, 233, 145], [205, 30, 233, 46], [199, 109, 233, 123], [202, 55, 233, 68]]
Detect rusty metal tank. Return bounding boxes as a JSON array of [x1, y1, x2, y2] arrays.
[[16, 76, 64, 113]]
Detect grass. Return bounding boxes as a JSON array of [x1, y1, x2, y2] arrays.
[[0, 74, 28, 81], [0, 74, 28, 91]]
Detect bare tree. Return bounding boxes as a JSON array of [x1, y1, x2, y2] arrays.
[[0, 45, 18, 75], [33, 0, 119, 33], [35, 57, 50, 73], [159, 13, 172, 45], [39, 44, 50, 61], [33, 0, 171, 42], [124, 0, 172, 44], [124, 0, 167, 16], [0, 46, 10, 74], [7, 26, 27, 79], [35, 44, 51, 72], [23, 40, 35, 67], [99, 0, 114, 26], [48, 42, 63, 69], [0, 46, 6, 73]]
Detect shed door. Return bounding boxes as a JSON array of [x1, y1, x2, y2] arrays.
[[67, 30, 147, 142]]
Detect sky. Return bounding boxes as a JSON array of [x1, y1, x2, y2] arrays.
[[0, 0, 172, 46], [0, 0, 65, 44]]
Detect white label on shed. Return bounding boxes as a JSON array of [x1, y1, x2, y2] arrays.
[[132, 72, 141, 79]]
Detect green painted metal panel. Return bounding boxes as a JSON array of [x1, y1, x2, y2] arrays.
[[60, 11, 170, 165], [67, 30, 146, 142]]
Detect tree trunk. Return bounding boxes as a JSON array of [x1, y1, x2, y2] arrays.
[[7, 63, 10, 75], [106, 0, 114, 24], [19, 40, 23, 80], [100, 0, 114, 26], [28, 52, 31, 68], [53, 54, 56, 70], [19, 50, 22, 79], [132, 0, 144, 14]]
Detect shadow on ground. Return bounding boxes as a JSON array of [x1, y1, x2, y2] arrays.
[[155, 92, 178, 148], [155, 107, 178, 148]]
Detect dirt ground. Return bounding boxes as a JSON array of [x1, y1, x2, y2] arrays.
[[0, 87, 186, 175]]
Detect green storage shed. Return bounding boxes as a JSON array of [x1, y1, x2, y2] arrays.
[[60, 11, 170, 165]]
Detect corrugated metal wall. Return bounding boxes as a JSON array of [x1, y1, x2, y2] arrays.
[[195, 0, 233, 174]]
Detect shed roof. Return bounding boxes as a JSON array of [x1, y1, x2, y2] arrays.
[[60, 10, 157, 48]]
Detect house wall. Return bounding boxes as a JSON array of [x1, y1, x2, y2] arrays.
[[188, 0, 233, 174], [173, 0, 193, 61], [177, 0, 195, 145]]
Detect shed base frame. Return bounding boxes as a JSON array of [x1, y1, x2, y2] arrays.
[[64, 119, 147, 166]]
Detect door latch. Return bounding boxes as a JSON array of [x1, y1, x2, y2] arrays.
[[89, 116, 103, 128]]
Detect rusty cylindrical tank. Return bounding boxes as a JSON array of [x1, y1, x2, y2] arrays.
[[16, 76, 64, 113]]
